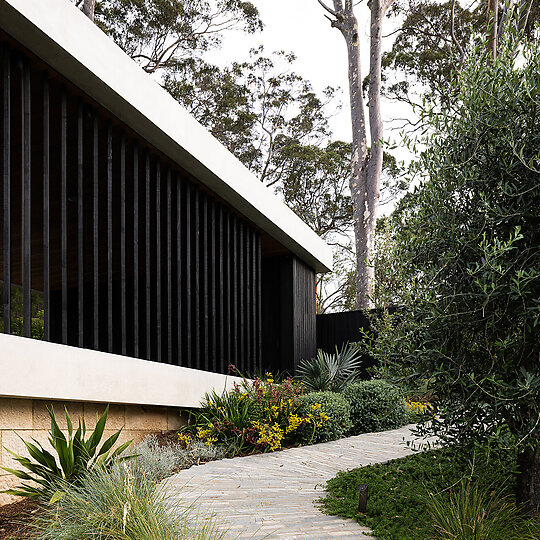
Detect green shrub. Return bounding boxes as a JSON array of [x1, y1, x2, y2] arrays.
[[296, 391, 351, 444], [1, 405, 132, 501], [11, 309, 44, 340], [296, 343, 362, 392], [32, 462, 226, 539], [342, 380, 409, 435]]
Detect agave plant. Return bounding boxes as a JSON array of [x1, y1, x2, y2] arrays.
[[296, 342, 363, 392], [1, 405, 133, 500]]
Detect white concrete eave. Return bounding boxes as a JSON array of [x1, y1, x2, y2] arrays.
[[0, 334, 243, 408], [0, 0, 332, 273]]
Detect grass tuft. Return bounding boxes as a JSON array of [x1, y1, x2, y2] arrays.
[[31, 461, 226, 539]]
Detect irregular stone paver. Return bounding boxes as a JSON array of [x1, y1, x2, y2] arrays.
[[163, 425, 429, 539]]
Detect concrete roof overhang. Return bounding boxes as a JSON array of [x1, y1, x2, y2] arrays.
[[0, 0, 333, 273]]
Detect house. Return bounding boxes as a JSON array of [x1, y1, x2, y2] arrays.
[[0, 0, 331, 501]]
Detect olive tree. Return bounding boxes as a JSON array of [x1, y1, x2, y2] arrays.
[[369, 35, 540, 514]]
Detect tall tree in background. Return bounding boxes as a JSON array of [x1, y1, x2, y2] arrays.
[[72, 0, 262, 72], [317, 0, 396, 309], [382, 0, 538, 109]]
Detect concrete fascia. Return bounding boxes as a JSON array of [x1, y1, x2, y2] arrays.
[[0, 334, 243, 408], [0, 0, 332, 272]]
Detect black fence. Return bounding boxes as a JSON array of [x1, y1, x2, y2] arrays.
[[0, 36, 262, 375], [316, 309, 371, 353]]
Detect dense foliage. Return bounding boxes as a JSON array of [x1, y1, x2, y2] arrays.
[[32, 460, 225, 539], [322, 446, 540, 540], [185, 375, 329, 454], [383, 0, 540, 107], [296, 391, 351, 445], [367, 35, 540, 512], [342, 380, 409, 435]]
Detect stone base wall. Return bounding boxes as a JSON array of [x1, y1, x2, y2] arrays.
[[0, 397, 185, 505]]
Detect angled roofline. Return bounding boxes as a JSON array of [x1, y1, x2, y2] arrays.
[[0, 0, 333, 273]]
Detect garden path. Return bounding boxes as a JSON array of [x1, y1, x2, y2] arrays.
[[163, 424, 431, 539]]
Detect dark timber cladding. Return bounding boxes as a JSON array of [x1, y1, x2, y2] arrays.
[[262, 255, 316, 374], [0, 37, 264, 375]]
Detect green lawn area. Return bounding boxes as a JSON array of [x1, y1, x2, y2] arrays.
[[320, 445, 540, 540]]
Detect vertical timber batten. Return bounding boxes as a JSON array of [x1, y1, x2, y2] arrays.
[[107, 122, 113, 353], [77, 100, 84, 347], [145, 152, 151, 360], [60, 86, 67, 343], [92, 111, 99, 349], [0, 37, 312, 377], [120, 133, 126, 355], [156, 164, 162, 363], [166, 169, 172, 364], [2, 44, 10, 334], [92, 111, 99, 350], [22, 58, 31, 338], [42, 72, 50, 341], [184, 182, 191, 367]]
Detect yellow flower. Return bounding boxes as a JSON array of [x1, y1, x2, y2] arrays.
[[178, 432, 191, 448]]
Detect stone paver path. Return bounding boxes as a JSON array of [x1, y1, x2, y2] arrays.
[[163, 425, 427, 539]]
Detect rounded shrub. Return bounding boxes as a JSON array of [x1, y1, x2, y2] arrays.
[[295, 391, 352, 445], [342, 380, 409, 435]]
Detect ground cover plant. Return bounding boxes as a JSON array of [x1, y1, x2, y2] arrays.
[[126, 435, 226, 482], [322, 445, 540, 540]]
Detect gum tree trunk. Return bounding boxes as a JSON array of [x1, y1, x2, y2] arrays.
[[83, 0, 95, 21], [318, 0, 394, 309], [517, 444, 540, 515]]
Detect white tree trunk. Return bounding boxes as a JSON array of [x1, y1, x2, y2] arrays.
[[83, 0, 95, 21], [323, 0, 393, 309]]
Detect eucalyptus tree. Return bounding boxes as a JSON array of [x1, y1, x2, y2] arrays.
[[316, 0, 396, 309], [382, 0, 539, 109], [71, 0, 262, 72]]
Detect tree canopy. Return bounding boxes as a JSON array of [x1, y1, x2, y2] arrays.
[[368, 33, 540, 513]]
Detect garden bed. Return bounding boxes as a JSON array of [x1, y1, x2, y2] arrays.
[[0, 498, 39, 539]]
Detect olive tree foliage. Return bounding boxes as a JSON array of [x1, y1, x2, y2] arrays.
[[366, 35, 540, 513]]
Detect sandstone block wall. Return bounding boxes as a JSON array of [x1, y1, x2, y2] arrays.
[[0, 397, 185, 505]]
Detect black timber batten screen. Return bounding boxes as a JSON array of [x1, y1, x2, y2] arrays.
[[0, 37, 262, 375]]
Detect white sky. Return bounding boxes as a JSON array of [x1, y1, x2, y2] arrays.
[[206, 0, 406, 145]]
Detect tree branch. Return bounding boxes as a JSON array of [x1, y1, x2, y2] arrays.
[[451, 0, 466, 63], [318, 0, 338, 18]]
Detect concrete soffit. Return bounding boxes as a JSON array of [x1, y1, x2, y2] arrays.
[[0, 0, 333, 273]]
